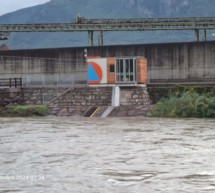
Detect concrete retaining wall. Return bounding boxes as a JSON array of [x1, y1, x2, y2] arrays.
[[49, 87, 112, 107], [146, 42, 215, 81], [120, 86, 151, 106], [109, 86, 152, 117], [0, 41, 215, 83], [0, 55, 86, 85], [21, 86, 152, 117], [109, 105, 152, 117], [22, 87, 69, 105]]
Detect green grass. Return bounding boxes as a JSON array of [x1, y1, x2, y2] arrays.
[[0, 105, 49, 117], [150, 90, 215, 118]]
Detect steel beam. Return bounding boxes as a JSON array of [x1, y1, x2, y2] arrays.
[[1, 17, 215, 32], [88, 31, 93, 47], [195, 29, 199, 42], [1, 17, 215, 46], [203, 30, 207, 41], [98, 31, 103, 46]]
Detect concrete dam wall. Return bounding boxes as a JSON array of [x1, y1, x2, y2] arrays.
[[0, 41, 215, 84], [0, 55, 87, 86], [146, 42, 215, 83]]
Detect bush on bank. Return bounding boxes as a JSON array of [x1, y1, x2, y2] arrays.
[[148, 86, 215, 104], [0, 105, 49, 117], [150, 88, 215, 118]]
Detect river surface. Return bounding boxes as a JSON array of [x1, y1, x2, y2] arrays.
[[0, 117, 215, 193]]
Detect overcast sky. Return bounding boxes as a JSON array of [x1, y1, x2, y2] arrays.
[[0, 0, 50, 16]]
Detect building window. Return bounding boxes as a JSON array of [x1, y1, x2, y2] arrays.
[[110, 65, 115, 73], [116, 58, 136, 83]]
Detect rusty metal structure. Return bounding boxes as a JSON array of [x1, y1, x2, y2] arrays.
[[0, 16, 215, 46]]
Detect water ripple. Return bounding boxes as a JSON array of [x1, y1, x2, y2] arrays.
[[0, 117, 214, 193]]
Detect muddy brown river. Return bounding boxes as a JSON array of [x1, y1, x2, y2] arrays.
[[0, 117, 215, 193]]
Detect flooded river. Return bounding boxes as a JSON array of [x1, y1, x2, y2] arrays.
[[0, 117, 215, 193]]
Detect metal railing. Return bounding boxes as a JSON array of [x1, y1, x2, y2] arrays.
[[0, 78, 22, 88]]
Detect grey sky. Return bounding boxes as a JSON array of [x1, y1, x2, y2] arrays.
[[0, 0, 50, 16]]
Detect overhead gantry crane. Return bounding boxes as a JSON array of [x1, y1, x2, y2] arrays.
[[0, 16, 215, 46]]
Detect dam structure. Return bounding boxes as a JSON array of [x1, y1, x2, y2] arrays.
[[0, 16, 215, 116], [0, 40, 215, 117], [0, 41, 214, 85]]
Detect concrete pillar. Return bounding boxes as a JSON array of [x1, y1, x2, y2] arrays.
[[111, 86, 120, 107], [98, 31, 104, 46], [203, 30, 207, 41], [88, 31, 94, 47], [195, 29, 199, 42]]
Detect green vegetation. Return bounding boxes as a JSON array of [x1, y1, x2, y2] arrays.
[[0, 105, 49, 117], [150, 87, 215, 118]]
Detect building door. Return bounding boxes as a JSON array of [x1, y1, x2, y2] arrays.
[[116, 58, 136, 83]]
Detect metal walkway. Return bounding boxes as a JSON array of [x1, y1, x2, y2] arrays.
[[1, 16, 215, 45]]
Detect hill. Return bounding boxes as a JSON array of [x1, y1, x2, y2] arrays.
[[0, 0, 215, 49]]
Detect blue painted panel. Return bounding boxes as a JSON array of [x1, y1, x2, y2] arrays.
[[88, 64, 99, 81]]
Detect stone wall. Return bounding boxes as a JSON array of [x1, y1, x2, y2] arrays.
[[120, 86, 151, 106], [21, 86, 152, 117], [109, 105, 152, 117], [22, 86, 112, 116], [22, 87, 69, 105], [49, 87, 112, 107], [109, 86, 152, 117], [49, 106, 88, 116]]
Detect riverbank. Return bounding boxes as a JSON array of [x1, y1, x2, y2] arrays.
[[0, 86, 214, 118], [150, 87, 215, 118], [0, 105, 48, 117]]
